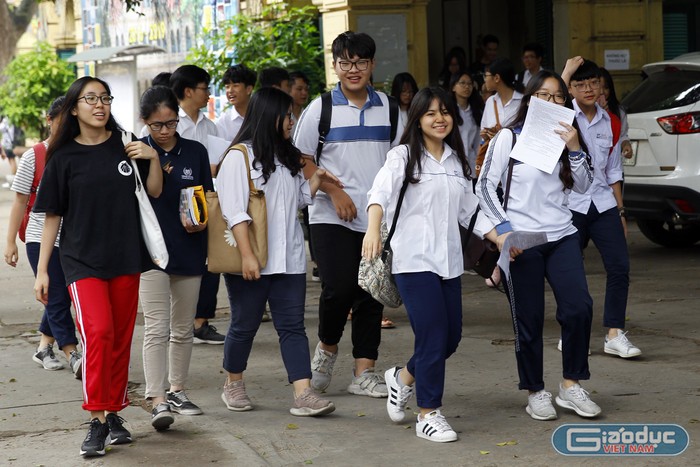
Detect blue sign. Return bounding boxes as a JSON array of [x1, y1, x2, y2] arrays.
[[552, 424, 689, 456]]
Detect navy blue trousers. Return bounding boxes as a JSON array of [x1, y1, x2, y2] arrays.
[[26, 242, 78, 349], [572, 204, 630, 329], [504, 234, 592, 391], [195, 272, 220, 320], [394, 272, 462, 409], [222, 273, 311, 383]]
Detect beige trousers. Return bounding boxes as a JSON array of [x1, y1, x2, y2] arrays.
[[140, 270, 201, 399]]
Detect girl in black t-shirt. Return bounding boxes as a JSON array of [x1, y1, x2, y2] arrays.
[[33, 77, 163, 458]]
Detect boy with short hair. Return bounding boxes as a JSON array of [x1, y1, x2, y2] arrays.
[[293, 31, 401, 401], [517, 42, 545, 87], [258, 67, 291, 93], [216, 64, 256, 142], [563, 57, 641, 360]]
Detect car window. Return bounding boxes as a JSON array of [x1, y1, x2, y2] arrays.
[[622, 69, 700, 113]]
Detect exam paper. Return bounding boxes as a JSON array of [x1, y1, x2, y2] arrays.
[[508, 97, 575, 174], [497, 231, 548, 280]]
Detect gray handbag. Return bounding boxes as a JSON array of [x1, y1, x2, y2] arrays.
[[358, 176, 409, 308]]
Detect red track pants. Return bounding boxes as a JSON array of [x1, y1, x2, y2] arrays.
[[69, 274, 140, 412]]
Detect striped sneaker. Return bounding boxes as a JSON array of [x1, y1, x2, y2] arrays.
[[385, 367, 413, 422], [416, 410, 457, 443]]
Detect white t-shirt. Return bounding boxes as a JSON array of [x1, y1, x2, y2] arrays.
[[215, 107, 244, 144]]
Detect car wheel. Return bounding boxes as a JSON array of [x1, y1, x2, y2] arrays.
[[636, 219, 700, 247]]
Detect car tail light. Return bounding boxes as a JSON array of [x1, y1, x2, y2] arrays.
[[672, 199, 696, 214], [657, 112, 700, 134]]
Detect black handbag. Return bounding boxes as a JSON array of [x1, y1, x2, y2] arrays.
[[461, 155, 515, 279]]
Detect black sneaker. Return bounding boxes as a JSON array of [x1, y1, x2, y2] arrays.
[[166, 390, 203, 415], [151, 402, 175, 431], [105, 413, 132, 445], [193, 322, 225, 345], [80, 419, 110, 457], [311, 267, 320, 282]]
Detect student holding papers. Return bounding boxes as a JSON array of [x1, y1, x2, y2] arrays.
[[476, 71, 600, 421], [138, 86, 214, 431]]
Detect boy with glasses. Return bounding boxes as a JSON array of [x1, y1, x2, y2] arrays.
[[293, 31, 402, 399], [562, 58, 641, 359]]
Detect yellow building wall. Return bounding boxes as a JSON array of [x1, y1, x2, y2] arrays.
[[553, 0, 664, 97], [16, 1, 82, 56]]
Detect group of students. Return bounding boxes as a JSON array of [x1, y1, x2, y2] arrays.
[[3, 29, 643, 456]]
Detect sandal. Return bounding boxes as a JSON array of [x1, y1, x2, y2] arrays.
[[381, 317, 395, 329]]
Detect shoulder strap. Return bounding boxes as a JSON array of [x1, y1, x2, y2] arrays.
[[315, 92, 333, 165], [494, 99, 500, 127], [607, 110, 621, 155], [502, 131, 517, 211], [230, 143, 258, 194], [384, 146, 410, 251], [31, 142, 47, 193], [388, 95, 399, 142]]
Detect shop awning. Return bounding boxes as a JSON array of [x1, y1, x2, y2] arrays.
[[66, 45, 167, 63]]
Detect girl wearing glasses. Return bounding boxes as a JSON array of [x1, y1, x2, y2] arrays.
[[476, 71, 599, 422], [137, 86, 214, 431], [390, 72, 419, 131], [33, 77, 163, 457], [217, 87, 341, 416], [449, 70, 484, 176]]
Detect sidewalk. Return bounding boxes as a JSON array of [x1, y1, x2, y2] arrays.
[[0, 181, 698, 466]]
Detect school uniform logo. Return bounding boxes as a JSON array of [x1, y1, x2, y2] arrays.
[[118, 160, 133, 176], [181, 167, 194, 181]]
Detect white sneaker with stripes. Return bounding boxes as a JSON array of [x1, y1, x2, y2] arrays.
[[416, 410, 457, 443]]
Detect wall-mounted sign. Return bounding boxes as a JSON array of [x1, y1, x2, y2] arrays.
[[604, 49, 630, 70]]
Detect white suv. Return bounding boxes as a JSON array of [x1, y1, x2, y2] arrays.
[[622, 52, 700, 247]]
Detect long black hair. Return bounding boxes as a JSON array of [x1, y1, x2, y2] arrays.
[[509, 70, 591, 189], [390, 72, 419, 107], [139, 85, 179, 120], [599, 67, 622, 118], [47, 77, 122, 161], [448, 70, 484, 126], [400, 87, 471, 183], [231, 87, 302, 183]]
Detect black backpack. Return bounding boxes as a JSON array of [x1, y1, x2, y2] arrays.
[[314, 92, 399, 165]]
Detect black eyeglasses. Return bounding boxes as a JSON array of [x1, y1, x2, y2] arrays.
[[78, 95, 114, 105], [533, 92, 567, 104], [146, 119, 179, 131], [195, 86, 211, 92], [337, 59, 371, 71]]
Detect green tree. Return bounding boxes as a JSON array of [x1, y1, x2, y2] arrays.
[[0, 41, 75, 139], [187, 4, 325, 94]]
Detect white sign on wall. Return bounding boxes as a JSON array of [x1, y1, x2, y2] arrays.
[[604, 49, 630, 71]]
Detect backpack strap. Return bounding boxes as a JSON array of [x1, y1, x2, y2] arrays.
[[607, 110, 621, 155], [315, 92, 333, 165], [31, 142, 47, 193], [388, 95, 399, 143]]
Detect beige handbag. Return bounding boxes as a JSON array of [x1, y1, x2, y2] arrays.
[[206, 144, 268, 273]]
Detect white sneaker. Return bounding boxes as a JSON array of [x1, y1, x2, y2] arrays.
[[604, 330, 641, 358], [557, 338, 591, 355], [347, 368, 388, 398], [555, 383, 601, 418], [526, 390, 557, 421], [32, 344, 64, 371], [310, 342, 337, 392], [385, 367, 414, 422], [416, 410, 457, 443]]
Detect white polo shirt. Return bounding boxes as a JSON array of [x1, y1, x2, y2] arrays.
[[215, 106, 244, 143], [293, 84, 401, 232], [367, 144, 490, 280], [177, 107, 218, 164], [568, 101, 622, 215], [480, 91, 524, 131], [216, 144, 312, 275], [456, 105, 480, 172]]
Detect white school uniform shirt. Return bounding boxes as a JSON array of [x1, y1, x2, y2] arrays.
[[480, 91, 524, 132], [215, 106, 244, 143], [367, 144, 491, 280], [568, 101, 622, 215], [477, 128, 593, 241], [456, 104, 480, 172], [177, 107, 218, 151], [216, 144, 312, 275], [518, 66, 544, 87]]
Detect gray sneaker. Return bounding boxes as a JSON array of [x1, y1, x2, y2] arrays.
[[555, 383, 601, 418], [311, 342, 337, 392], [151, 402, 175, 431], [526, 390, 558, 421], [221, 379, 253, 412], [69, 350, 83, 380], [290, 387, 335, 417], [32, 344, 64, 371], [348, 368, 388, 398]]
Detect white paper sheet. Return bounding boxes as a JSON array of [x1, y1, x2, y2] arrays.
[[497, 231, 549, 280], [508, 97, 575, 174], [207, 134, 232, 167]]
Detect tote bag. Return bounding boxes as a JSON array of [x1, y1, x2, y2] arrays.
[[207, 144, 268, 273]]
